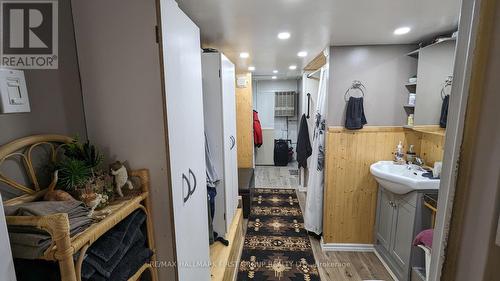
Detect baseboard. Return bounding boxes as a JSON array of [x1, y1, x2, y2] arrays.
[[373, 248, 399, 281], [320, 239, 375, 252]]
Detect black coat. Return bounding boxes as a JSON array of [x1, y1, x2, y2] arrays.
[[296, 114, 312, 169]]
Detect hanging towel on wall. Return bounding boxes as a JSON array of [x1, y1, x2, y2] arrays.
[[253, 110, 263, 147], [344, 97, 367, 130], [440, 95, 449, 128], [304, 67, 328, 235], [296, 114, 312, 169]]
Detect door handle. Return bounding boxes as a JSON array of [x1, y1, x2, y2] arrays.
[[188, 168, 197, 194], [182, 173, 191, 203], [230, 136, 235, 150], [182, 169, 197, 203]]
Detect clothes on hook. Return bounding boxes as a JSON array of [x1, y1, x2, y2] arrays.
[[253, 110, 263, 147], [297, 114, 312, 169], [440, 95, 449, 128], [205, 133, 221, 188], [205, 132, 221, 245]]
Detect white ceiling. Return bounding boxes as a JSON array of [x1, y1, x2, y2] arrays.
[[177, 0, 460, 78]]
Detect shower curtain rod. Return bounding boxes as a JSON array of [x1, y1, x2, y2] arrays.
[[306, 68, 321, 79]]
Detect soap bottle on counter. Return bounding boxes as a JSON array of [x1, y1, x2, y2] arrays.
[[394, 141, 405, 164], [406, 144, 416, 164]]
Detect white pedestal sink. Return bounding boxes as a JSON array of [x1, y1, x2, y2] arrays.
[[370, 161, 440, 194]]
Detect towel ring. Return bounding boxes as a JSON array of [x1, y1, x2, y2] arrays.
[[440, 76, 453, 100], [344, 80, 366, 102]]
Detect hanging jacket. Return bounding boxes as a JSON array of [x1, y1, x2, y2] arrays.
[[253, 110, 263, 147], [296, 114, 312, 169]]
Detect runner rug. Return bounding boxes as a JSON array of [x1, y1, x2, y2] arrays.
[[237, 188, 320, 281]]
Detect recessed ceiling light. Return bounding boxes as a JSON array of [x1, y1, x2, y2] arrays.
[[273, 70, 278, 74], [297, 51, 308, 57], [289, 65, 297, 70], [240, 52, 249, 58], [394, 27, 411, 35], [278, 32, 291, 40], [272, 76, 277, 79], [248, 66, 255, 71]]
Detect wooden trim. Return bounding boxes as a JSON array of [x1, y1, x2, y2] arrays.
[[304, 51, 327, 71], [236, 72, 254, 168], [328, 126, 405, 133], [373, 248, 400, 281], [320, 241, 375, 252]]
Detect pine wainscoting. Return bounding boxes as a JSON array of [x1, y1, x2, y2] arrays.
[[322, 126, 445, 245]]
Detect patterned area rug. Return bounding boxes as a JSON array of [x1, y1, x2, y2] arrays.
[[237, 188, 320, 281]]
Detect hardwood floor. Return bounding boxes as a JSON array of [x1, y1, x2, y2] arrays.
[[254, 163, 299, 188], [296, 191, 394, 281]]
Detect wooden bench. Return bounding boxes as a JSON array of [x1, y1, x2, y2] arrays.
[[237, 168, 254, 218]]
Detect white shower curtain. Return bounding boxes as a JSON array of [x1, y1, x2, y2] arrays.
[[304, 66, 329, 235]]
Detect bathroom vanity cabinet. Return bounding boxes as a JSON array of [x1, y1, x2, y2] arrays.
[[375, 187, 435, 281]]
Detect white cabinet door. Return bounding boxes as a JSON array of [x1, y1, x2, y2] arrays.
[[220, 54, 238, 230], [160, 1, 210, 280], [0, 195, 16, 281], [201, 53, 226, 236]]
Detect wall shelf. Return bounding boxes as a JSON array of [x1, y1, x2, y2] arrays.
[[406, 36, 457, 58]]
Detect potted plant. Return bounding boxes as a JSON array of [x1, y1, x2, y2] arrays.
[[53, 138, 113, 208]]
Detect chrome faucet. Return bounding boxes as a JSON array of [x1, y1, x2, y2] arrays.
[[414, 157, 425, 167]]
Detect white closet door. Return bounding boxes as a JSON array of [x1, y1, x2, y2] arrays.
[[201, 53, 226, 236], [0, 195, 16, 281], [220, 54, 238, 230], [160, 1, 210, 280]]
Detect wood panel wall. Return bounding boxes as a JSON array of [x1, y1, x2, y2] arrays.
[[235, 73, 254, 168], [323, 126, 445, 244], [323, 127, 406, 244]]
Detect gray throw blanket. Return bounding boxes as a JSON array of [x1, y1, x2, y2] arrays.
[[5, 200, 92, 259], [82, 210, 146, 279], [82, 210, 149, 281]]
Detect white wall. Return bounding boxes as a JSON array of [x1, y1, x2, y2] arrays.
[[328, 45, 418, 126], [414, 41, 456, 125], [0, 0, 87, 198], [71, 0, 176, 279], [252, 79, 299, 145]]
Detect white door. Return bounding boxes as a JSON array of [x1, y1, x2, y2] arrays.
[[0, 195, 16, 281], [220, 54, 238, 230], [160, 1, 210, 280]]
